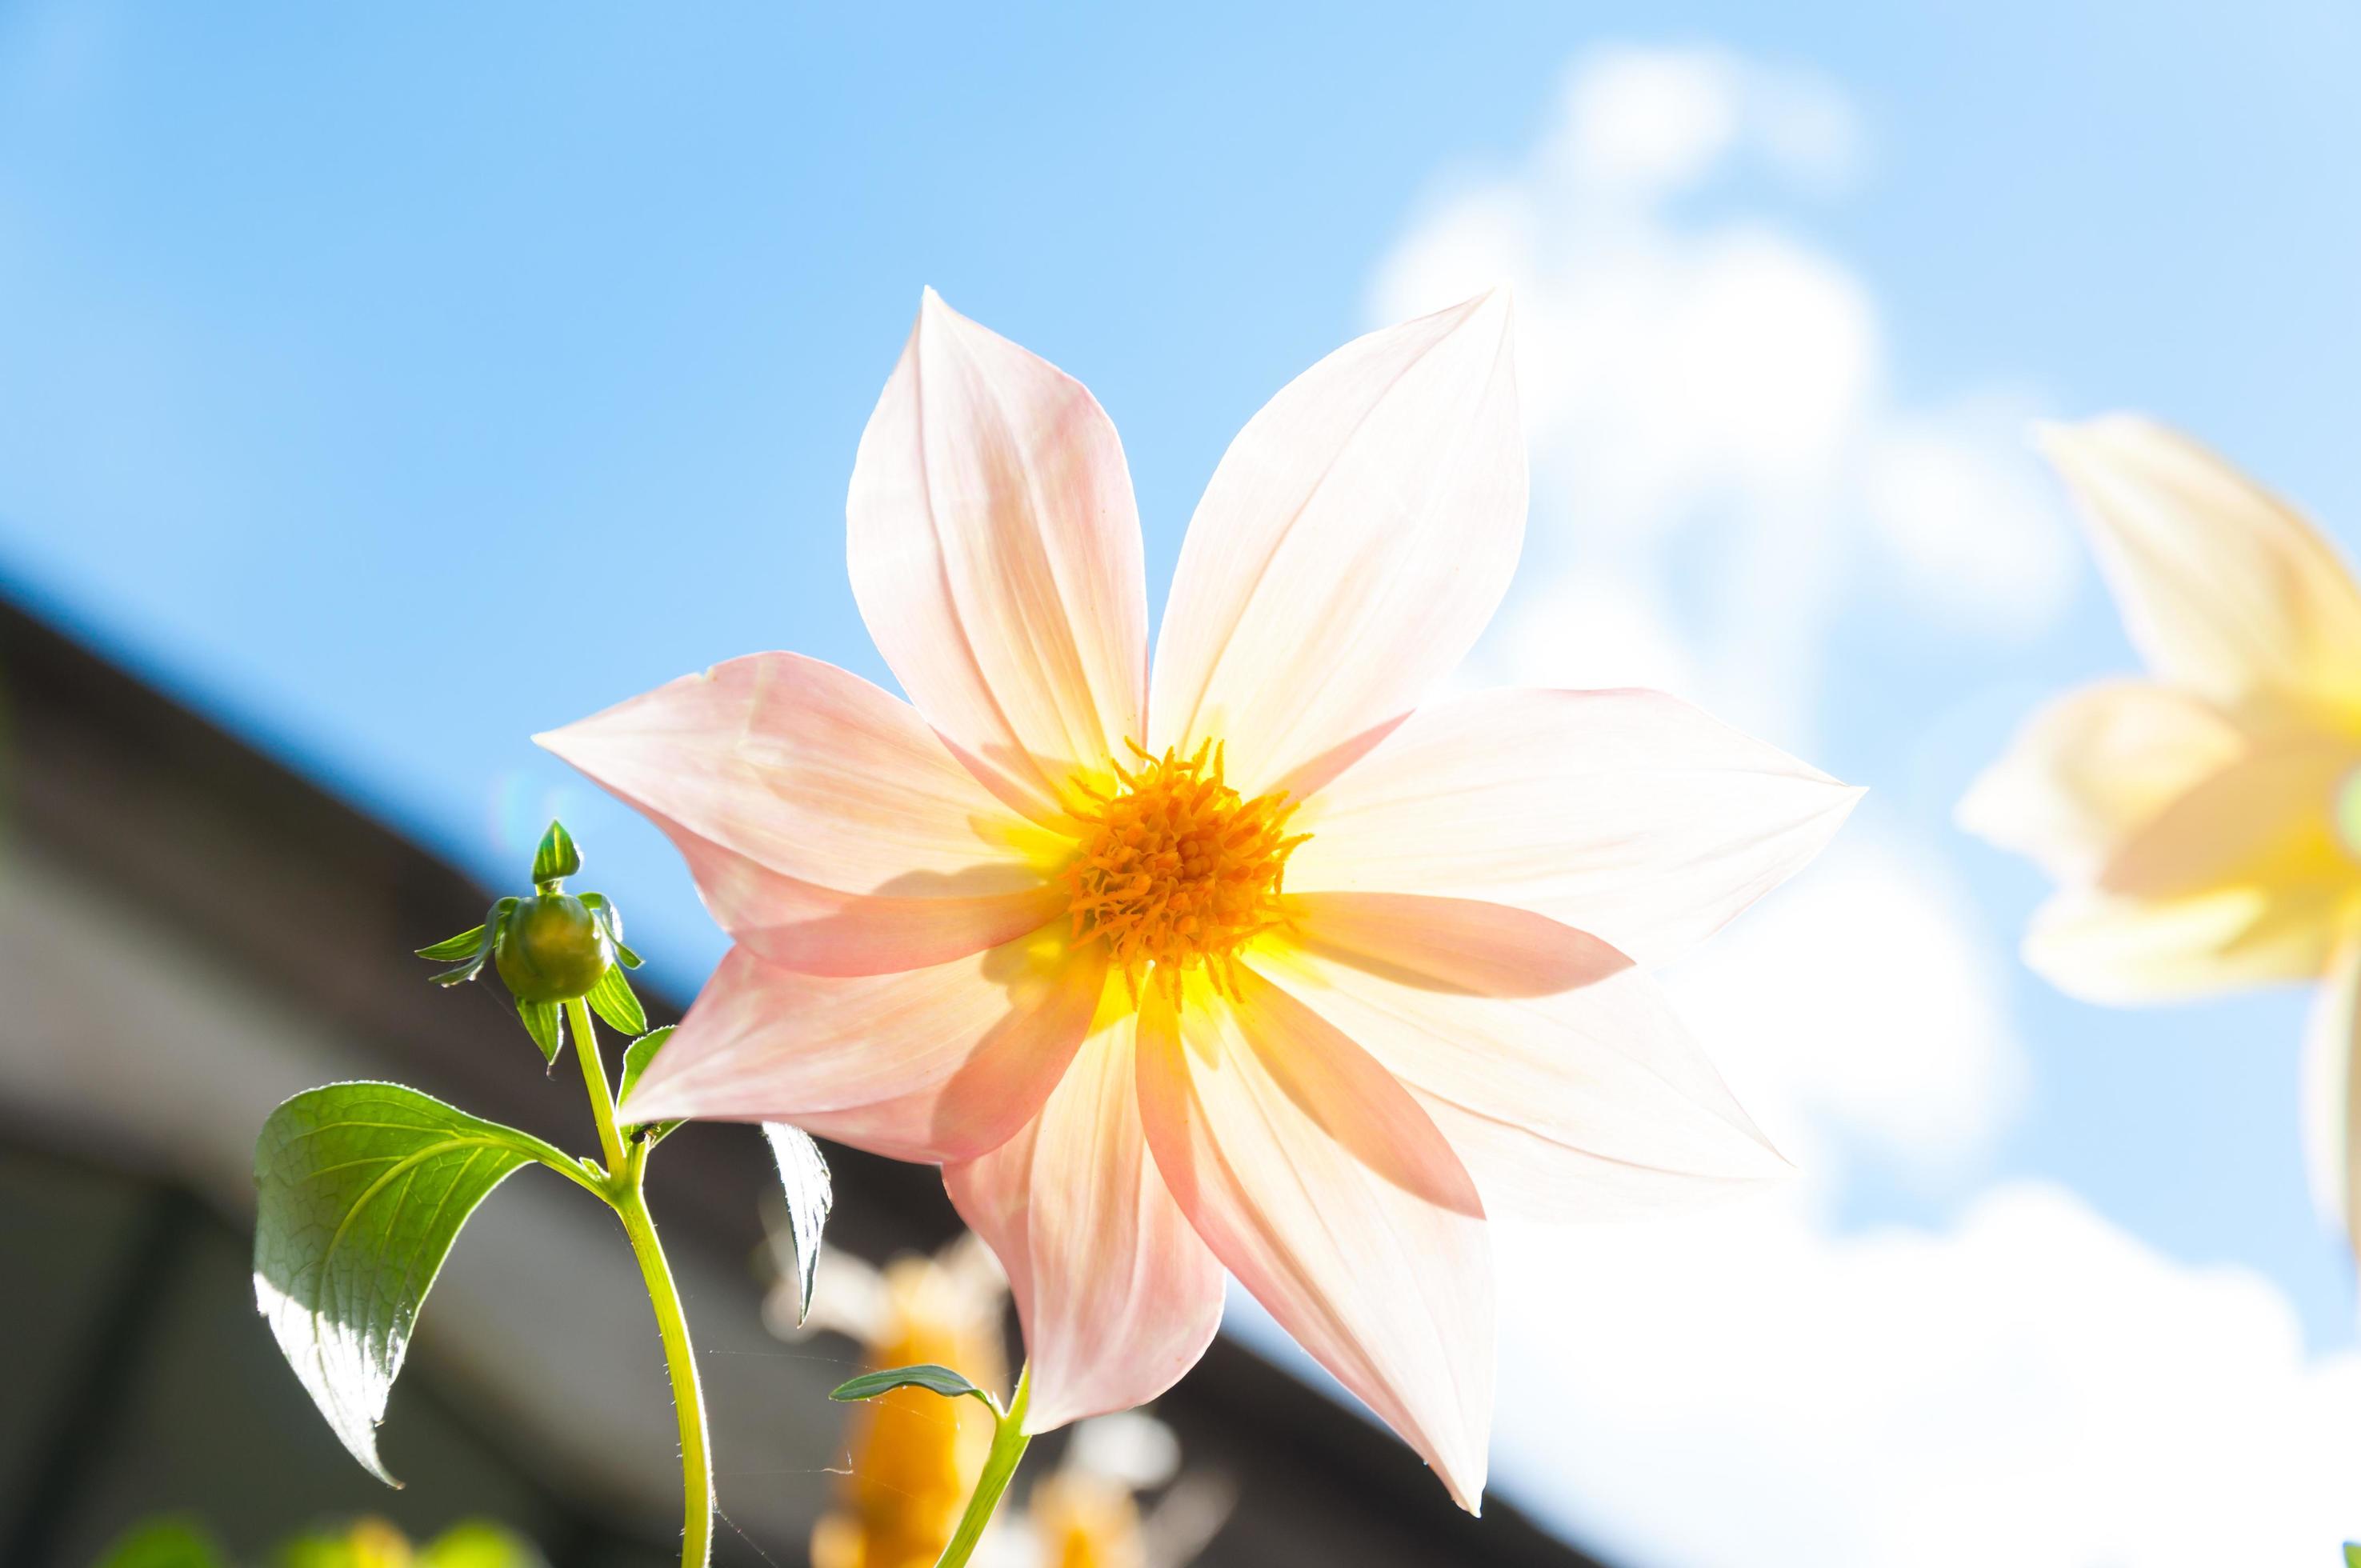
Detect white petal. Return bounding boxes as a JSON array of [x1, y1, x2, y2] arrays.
[[2302, 920, 2361, 1259], [1150, 290, 1525, 798], [1957, 681, 2247, 883], [1135, 977, 1493, 1510], [944, 1018, 1226, 1432], [540, 653, 1060, 975], [621, 937, 1103, 1164], [2043, 415, 2361, 728], [1259, 933, 1787, 1218], [850, 290, 1149, 817], [1287, 686, 1859, 967]]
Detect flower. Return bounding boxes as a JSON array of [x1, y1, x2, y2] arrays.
[[544, 288, 1856, 1510], [797, 1237, 1010, 1568], [1026, 1470, 1146, 1568], [1960, 416, 2361, 1254]]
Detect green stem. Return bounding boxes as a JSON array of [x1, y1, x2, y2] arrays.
[[568, 996, 630, 1178], [933, 1365, 1033, 1568], [567, 998, 714, 1568]]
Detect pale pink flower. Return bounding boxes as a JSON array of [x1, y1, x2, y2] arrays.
[[543, 290, 1856, 1510]]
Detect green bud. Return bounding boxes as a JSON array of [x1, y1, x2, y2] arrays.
[[494, 891, 613, 1003]]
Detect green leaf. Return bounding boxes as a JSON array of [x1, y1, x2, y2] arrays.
[[617, 1024, 671, 1107], [584, 962, 646, 1037], [93, 1518, 230, 1568], [762, 1123, 832, 1326], [423, 898, 515, 987], [617, 1025, 681, 1144], [579, 892, 642, 968], [253, 1082, 573, 1486], [532, 820, 581, 884], [2344, 1546, 2360, 1567], [518, 998, 564, 1064], [830, 1362, 996, 1410]]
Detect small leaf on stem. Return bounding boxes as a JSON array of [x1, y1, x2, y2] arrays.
[[617, 1024, 672, 1106], [762, 1124, 833, 1325], [830, 1363, 998, 1411], [617, 1025, 682, 1145]]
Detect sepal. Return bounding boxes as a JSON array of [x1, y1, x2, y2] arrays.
[[518, 998, 565, 1064], [580, 892, 642, 968], [532, 820, 582, 885], [586, 963, 647, 1037], [421, 898, 517, 986]]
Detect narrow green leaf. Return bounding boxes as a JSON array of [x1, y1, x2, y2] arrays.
[[518, 998, 564, 1064], [414, 925, 486, 962], [762, 1124, 833, 1326], [532, 820, 581, 884], [829, 1362, 996, 1410], [252, 1082, 571, 1486], [578, 893, 642, 968], [93, 1518, 230, 1568], [585, 962, 646, 1037]]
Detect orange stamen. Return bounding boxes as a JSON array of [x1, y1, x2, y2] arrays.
[[1060, 741, 1303, 1006]]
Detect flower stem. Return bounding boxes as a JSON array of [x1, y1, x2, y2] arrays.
[[567, 998, 713, 1568], [569, 996, 630, 1177], [933, 1364, 1033, 1568]]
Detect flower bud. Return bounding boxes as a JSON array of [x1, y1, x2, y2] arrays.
[[494, 891, 613, 1002]]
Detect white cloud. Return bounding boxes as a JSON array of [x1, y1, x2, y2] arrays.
[[1491, 1185, 2361, 1568], [1375, 45, 2078, 749]]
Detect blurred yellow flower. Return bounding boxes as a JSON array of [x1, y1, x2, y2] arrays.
[[1962, 415, 2361, 1251], [805, 1238, 1010, 1568], [1027, 1471, 1146, 1568]]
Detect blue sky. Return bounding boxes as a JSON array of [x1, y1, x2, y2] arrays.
[[6, 3, 2361, 1562]]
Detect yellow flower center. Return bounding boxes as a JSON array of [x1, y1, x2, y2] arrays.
[[1062, 739, 1307, 1005]]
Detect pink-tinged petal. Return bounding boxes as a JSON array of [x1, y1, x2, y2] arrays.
[[2022, 884, 2351, 1006], [618, 934, 1104, 1163], [1957, 681, 2246, 883], [1255, 935, 1787, 1220], [2302, 918, 2361, 1261], [1149, 290, 1524, 798], [539, 653, 1061, 976], [945, 1016, 1226, 1432], [2042, 416, 2361, 728], [1134, 973, 1492, 1511], [849, 290, 1148, 817], [1281, 892, 1630, 998], [1286, 687, 1860, 968], [2095, 735, 2354, 902]]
